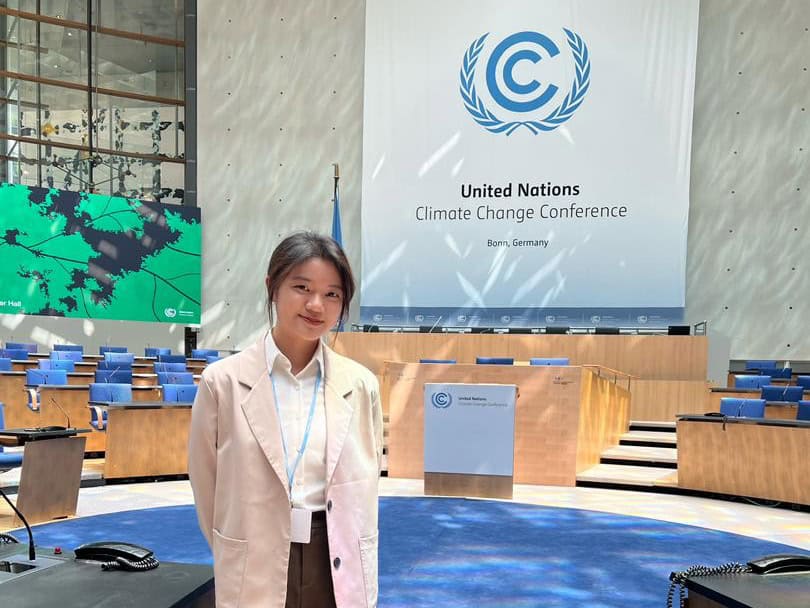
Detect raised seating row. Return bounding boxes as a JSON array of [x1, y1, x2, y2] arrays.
[[420, 357, 571, 365], [720, 397, 810, 420]]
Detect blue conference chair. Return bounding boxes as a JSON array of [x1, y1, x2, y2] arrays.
[[206, 355, 222, 364], [0, 358, 11, 372], [767, 367, 793, 380], [191, 349, 219, 359], [530, 357, 570, 366], [158, 354, 187, 364], [760, 385, 804, 403], [719, 398, 766, 418], [156, 371, 194, 386], [25, 369, 68, 411], [797, 401, 810, 422], [154, 362, 187, 373], [0, 403, 23, 470], [88, 383, 133, 430], [103, 352, 135, 366], [1, 348, 30, 361], [51, 350, 84, 362], [39, 359, 75, 372], [475, 357, 514, 365], [419, 359, 457, 364], [97, 360, 134, 371], [5, 342, 37, 353], [796, 376, 810, 390], [745, 360, 777, 371], [162, 384, 198, 403], [733, 375, 772, 389], [95, 369, 133, 384], [145, 347, 172, 358], [99, 346, 128, 355], [53, 344, 83, 353]]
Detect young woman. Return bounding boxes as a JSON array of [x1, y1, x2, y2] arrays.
[[189, 232, 383, 608]]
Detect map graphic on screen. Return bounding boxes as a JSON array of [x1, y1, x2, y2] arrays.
[[0, 182, 201, 324]]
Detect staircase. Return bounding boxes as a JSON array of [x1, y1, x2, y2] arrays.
[[576, 421, 679, 490]]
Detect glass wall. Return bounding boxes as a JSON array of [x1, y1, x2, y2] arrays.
[[0, 0, 185, 203]]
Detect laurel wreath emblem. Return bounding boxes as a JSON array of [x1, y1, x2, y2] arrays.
[[460, 29, 591, 135]]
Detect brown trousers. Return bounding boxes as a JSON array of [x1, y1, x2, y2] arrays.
[[285, 512, 336, 608]]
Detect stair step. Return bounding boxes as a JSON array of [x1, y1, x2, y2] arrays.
[[620, 430, 677, 447], [577, 463, 677, 487], [629, 420, 677, 432], [601, 445, 677, 467]]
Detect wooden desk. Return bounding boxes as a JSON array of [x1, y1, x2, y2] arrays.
[[677, 415, 810, 505], [38, 385, 161, 453], [0, 429, 87, 527], [99, 401, 192, 480], [11, 360, 37, 372], [0, 372, 39, 429], [383, 362, 629, 486]]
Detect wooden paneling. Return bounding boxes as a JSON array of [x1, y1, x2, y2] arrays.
[[39, 386, 106, 452], [0, 373, 39, 429], [677, 420, 810, 505], [385, 362, 627, 487], [13, 436, 86, 526], [104, 407, 191, 479], [424, 473, 513, 499], [631, 380, 711, 421], [332, 333, 708, 380], [576, 371, 630, 472]]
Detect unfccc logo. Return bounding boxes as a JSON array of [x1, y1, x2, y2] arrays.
[[460, 29, 590, 135], [431, 391, 452, 408]]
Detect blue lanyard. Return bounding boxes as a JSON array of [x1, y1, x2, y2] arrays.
[[270, 368, 322, 495]]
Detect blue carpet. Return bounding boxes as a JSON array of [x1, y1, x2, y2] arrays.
[[14, 497, 802, 607]]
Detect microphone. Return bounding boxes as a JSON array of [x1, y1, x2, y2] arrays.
[[0, 487, 35, 560], [50, 396, 71, 428], [428, 315, 443, 334], [333, 163, 340, 180]]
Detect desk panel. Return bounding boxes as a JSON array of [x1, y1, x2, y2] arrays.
[[677, 418, 810, 504], [0, 373, 39, 429], [103, 404, 191, 479]]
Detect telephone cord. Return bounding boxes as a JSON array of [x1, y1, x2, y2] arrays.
[[666, 562, 750, 608]]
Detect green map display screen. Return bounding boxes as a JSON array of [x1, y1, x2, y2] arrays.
[[0, 183, 201, 324]]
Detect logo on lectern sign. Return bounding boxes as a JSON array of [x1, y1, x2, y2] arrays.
[[460, 29, 591, 135], [431, 391, 452, 408]]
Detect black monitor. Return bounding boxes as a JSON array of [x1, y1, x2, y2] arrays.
[[508, 328, 532, 334], [594, 327, 620, 335], [668, 325, 690, 335], [362, 324, 379, 333], [545, 326, 570, 334]]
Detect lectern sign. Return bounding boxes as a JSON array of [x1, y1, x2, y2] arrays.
[[424, 383, 516, 476]]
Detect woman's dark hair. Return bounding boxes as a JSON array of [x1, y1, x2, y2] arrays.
[[266, 231, 355, 323]]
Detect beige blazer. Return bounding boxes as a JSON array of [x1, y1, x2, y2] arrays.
[[188, 337, 383, 608]]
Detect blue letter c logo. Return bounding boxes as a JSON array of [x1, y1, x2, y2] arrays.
[[486, 31, 560, 113]]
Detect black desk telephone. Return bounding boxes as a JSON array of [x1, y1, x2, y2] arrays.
[[74, 541, 159, 571], [667, 553, 810, 607]]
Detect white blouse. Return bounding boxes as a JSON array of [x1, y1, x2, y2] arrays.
[[264, 331, 327, 511]]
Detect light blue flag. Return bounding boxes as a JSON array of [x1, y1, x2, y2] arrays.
[[331, 182, 343, 247]]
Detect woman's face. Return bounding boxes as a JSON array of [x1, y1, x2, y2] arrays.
[[269, 257, 344, 344]]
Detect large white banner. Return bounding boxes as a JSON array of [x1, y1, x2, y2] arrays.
[[361, 0, 699, 328]]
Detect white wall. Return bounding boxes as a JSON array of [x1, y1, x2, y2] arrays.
[[4, 0, 807, 359]]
